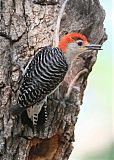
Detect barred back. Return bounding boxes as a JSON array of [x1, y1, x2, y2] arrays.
[[14, 47, 68, 114]]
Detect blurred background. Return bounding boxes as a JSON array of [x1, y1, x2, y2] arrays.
[[70, 0, 113, 160]]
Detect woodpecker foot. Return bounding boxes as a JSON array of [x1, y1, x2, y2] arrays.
[[65, 68, 88, 99]]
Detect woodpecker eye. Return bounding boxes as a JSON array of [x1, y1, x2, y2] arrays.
[[77, 41, 83, 46]]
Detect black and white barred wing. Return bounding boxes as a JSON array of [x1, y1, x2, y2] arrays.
[[10, 47, 68, 115]]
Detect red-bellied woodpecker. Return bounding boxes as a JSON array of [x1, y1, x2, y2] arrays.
[[10, 33, 102, 132]]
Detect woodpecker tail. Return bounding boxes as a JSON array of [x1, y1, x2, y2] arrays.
[[9, 104, 25, 116]]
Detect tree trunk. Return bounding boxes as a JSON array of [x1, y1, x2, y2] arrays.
[[0, 0, 107, 160]]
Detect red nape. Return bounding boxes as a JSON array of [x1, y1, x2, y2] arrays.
[[58, 33, 88, 53]]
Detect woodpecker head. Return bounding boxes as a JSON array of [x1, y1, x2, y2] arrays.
[[58, 33, 102, 63]]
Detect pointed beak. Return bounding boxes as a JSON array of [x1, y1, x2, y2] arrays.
[[85, 44, 103, 50]]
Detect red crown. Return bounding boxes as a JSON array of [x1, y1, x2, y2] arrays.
[[58, 33, 88, 53]]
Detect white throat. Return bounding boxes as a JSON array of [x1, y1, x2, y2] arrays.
[[64, 42, 78, 66]]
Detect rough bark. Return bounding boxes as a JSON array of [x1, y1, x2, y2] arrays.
[[0, 0, 107, 160]]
